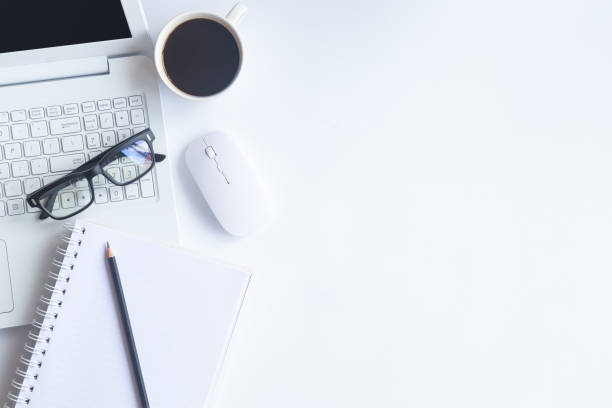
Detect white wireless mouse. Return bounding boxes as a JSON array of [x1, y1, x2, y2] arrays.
[[185, 131, 272, 236]]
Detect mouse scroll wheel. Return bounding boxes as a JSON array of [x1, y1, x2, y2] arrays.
[[205, 146, 217, 159]]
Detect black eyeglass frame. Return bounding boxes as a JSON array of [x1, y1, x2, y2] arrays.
[[26, 128, 165, 221]]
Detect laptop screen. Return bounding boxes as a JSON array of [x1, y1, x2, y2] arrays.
[[0, 1, 132, 54]]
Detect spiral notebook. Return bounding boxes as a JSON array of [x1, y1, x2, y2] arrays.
[[4, 220, 251, 408]]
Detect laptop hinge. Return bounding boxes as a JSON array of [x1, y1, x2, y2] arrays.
[[0, 56, 109, 87]]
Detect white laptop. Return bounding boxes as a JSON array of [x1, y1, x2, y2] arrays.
[[0, 0, 179, 329]]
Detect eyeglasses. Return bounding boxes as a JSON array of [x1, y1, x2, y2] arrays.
[[26, 128, 165, 220]]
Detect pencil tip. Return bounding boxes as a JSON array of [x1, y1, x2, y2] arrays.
[[106, 241, 110, 248]]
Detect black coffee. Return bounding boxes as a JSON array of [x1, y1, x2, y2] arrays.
[[162, 18, 240, 97]]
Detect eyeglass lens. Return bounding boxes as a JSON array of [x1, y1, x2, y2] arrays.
[[38, 175, 93, 219], [102, 139, 154, 184]]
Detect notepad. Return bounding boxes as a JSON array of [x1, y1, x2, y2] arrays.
[[4, 220, 250, 408]]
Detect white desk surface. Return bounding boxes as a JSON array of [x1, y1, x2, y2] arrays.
[[3, 0, 612, 406]]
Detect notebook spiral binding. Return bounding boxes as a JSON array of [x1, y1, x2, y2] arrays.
[[4, 223, 86, 408]]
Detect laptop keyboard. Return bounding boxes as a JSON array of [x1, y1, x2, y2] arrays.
[[0, 94, 156, 218]]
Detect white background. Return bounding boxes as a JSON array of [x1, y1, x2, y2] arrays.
[[3, 0, 612, 406]]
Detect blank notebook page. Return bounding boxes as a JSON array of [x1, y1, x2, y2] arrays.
[[28, 220, 250, 408]]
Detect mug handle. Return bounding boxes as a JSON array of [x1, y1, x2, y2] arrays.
[[226, 3, 248, 26]]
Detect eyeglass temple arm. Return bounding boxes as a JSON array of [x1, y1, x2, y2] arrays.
[[38, 191, 59, 220]]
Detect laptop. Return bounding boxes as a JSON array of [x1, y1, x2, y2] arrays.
[[0, 0, 179, 329]]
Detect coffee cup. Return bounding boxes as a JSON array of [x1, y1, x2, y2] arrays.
[[154, 3, 247, 100]]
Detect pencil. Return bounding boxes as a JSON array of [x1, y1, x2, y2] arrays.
[[106, 242, 150, 408]]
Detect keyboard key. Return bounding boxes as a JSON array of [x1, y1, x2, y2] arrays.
[[4, 180, 22, 197], [0, 126, 9, 142], [50, 117, 81, 135], [0, 163, 9, 180], [63, 104, 79, 115], [122, 166, 137, 182], [74, 178, 88, 188], [0, 112, 8, 123], [115, 111, 129, 127], [94, 188, 108, 203], [86, 133, 100, 148], [92, 174, 105, 186], [23, 178, 41, 194], [101, 130, 116, 147], [29, 108, 44, 120], [60, 192, 76, 209], [125, 184, 139, 200], [106, 167, 121, 183], [109, 186, 124, 202], [100, 112, 114, 129], [30, 121, 48, 137], [130, 109, 145, 125], [42, 138, 60, 155], [76, 189, 92, 206], [6, 199, 24, 215], [50, 153, 86, 172], [11, 161, 29, 177], [117, 128, 131, 142], [43, 174, 64, 186], [98, 100, 111, 110], [10, 110, 26, 122], [12, 123, 29, 140], [81, 101, 96, 113], [46, 106, 62, 117], [133, 126, 146, 134], [30, 158, 49, 175], [0, 202, 5, 217], [4, 143, 22, 159], [89, 150, 102, 160], [24, 140, 41, 157], [128, 95, 143, 106], [140, 172, 154, 197], [113, 98, 127, 109], [61, 135, 84, 152], [83, 115, 98, 131]]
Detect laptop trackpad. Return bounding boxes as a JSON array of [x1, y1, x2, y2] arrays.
[[0, 239, 14, 313]]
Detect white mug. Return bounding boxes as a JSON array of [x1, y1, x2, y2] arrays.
[[154, 3, 248, 100]]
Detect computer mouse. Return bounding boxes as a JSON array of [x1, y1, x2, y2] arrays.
[[185, 131, 272, 236]]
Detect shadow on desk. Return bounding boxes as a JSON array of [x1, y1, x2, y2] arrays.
[[0, 325, 29, 402]]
